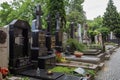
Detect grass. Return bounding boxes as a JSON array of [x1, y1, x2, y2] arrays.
[[50, 66, 96, 77]]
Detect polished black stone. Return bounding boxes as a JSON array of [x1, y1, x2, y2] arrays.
[[19, 69, 64, 80], [38, 55, 56, 69]]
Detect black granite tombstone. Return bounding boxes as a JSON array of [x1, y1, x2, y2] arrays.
[[46, 14, 52, 55], [55, 13, 63, 52], [31, 5, 55, 69], [31, 4, 48, 60], [9, 19, 32, 74]]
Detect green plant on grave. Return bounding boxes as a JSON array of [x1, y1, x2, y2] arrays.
[[66, 38, 86, 52], [50, 66, 96, 77], [50, 66, 75, 74], [21, 77, 30, 80], [105, 42, 117, 46], [85, 69, 96, 76], [88, 43, 102, 50]]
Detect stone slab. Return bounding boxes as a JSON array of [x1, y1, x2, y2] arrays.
[[56, 61, 99, 71], [65, 55, 101, 64], [18, 69, 64, 80]]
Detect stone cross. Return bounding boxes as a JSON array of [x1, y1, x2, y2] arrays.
[[46, 14, 51, 33], [35, 4, 42, 30]]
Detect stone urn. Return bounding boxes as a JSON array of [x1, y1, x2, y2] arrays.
[[74, 51, 83, 57]]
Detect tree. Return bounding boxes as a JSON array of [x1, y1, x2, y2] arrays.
[[0, 0, 49, 26], [67, 0, 86, 25], [0, 2, 14, 26], [103, 0, 120, 31], [97, 27, 110, 41], [47, 0, 66, 32], [87, 16, 103, 42]]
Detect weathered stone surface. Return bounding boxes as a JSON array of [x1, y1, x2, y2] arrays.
[[0, 28, 9, 68], [65, 55, 101, 64]]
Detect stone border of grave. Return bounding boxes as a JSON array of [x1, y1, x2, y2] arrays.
[[56, 61, 99, 71], [105, 44, 119, 60]]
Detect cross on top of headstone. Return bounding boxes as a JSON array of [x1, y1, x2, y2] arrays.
[[46, 14, 51, 32], [35, 4, 42, 30], [35, 4, 42, 15]]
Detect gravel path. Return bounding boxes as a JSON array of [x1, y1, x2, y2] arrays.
[[95, 48, 120, 80]]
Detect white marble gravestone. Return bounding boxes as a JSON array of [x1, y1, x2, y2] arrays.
[[62, 32, 68, 48], [0, 28, 9, 68], [78, 24, 82, 42]]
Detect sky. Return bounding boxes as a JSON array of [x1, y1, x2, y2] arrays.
[[0, 0, 120, 20], [83, 0, 120, 20]]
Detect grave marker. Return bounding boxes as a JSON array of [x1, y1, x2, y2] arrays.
[[9, 20, 32, 74]]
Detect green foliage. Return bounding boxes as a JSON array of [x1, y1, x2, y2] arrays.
[[50, 66, 96, 77], [0, 2, 14, 26], [87, 16, 103, 42], [85, 69, 96, 76], [88, 43, 102, 50], [47, 0, 66, 33], [113, 29, 120, 38], [103, 0, 120, 31], [21, 77, 30, 80], [67, 10, 86, 24], [50, 66, 75, 74], [105, 42, 117, 46], [66, 38, 86, 52], [0, 0, 48, 26], [87, 16, 103, 30], [97, 27, 110, 40], [67, 0, 86, 24]]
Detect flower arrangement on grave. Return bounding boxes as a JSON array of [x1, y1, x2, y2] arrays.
[[55, 51, 67, 63], [0, 67, 9, 79], [74, 51, 83, 57]]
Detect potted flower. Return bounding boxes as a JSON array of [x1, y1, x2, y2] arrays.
[[74, 51, 83, 57]]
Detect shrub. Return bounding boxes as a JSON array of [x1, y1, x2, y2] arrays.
[[66, 38, 86, 52]]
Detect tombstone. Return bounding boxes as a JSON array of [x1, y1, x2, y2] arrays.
[[55, 12, 63, 52], [31, 4, 48, 60], [70, 22, 75, 39], [62, 32, 68, 50], [9, 19, 32, 74], [95, 35, 98, 44], [82, 23, 89, 45], [46, 14, 52, 54], [110, 31, 113, 40], [78, 24, 82, 42], [0, 28, 9, 68], [31, 4, 55, 69]]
